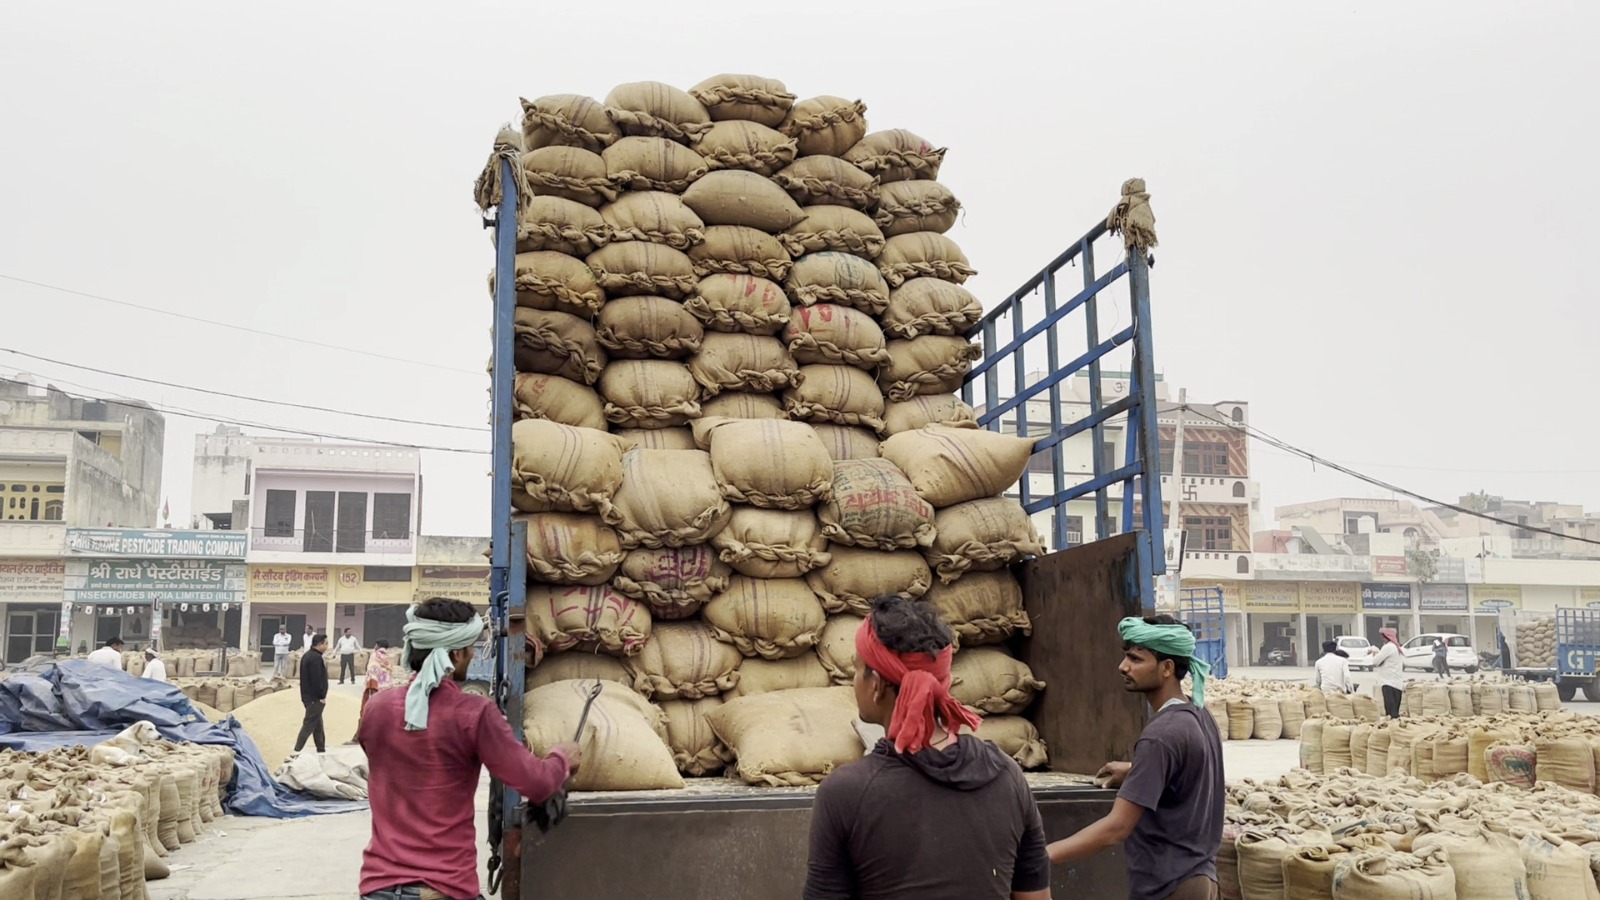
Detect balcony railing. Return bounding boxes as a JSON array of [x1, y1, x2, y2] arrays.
[[249, 527, 414, 555]]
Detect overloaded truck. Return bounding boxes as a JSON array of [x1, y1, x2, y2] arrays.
[[474, 78, 1175, 899], [1498, 608, 1600, 701]]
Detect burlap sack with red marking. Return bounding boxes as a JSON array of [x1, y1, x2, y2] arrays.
[[784, 251, 891, 315], [686, 274, 793, 336], [513, 372, 607, 431], [613, 545, 731, 620], [819, 458, 937, 550], [519, 513, 625, 586], [526, 583, 652, 656], [783, 303, 891, 369]]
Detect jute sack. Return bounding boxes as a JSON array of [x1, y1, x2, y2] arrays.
[[880, 336, 982, 401], [696, 417, 833, 510], [689, 225, 793, 280], [681, 170, 806, 233], [595, 296, 704, 360], [1219, 822, 1246, 900], [510, 250, 606, 316], [520, 513, 624, 586], [1533, 683, 1562, 712], [784, 303, 890, 369], [626, 621, 744, 700], [1472, 683, 1505, 716], [819, 458, 937, 550], [600, 190, 706, 250], [950, 648, 1045, 715], [806, 547, 933, 615], [659, 697, 735, 776], [816, 615, 864, 682], [689, 73, 795, 128], [1431, 734, 1469, 778], [1206, 698, 1230, 741], [773, 157, 879, 211], [1389, 723, 1438, 777], [603, 81, 711, 142], [510, 420, 624, 518], [614, 427, 696, 451], [883, 394, 980, 435], [602, 136, 710, 193], [705, 686, 862, 786], [526, 583, 652, 657], [1507, 685, 1536, 713], [610, 449, 731, 549], [877, 232, 976, 287], [1322, 722, 1355, 771], [513, 373, 607, 430], [882, 278, 983, 339], [1518, 830, 1600, 900], [779, 205, 886, 259], [873, 181, 961, 237], [784, 251, 891, 315], [1353, 694, 1383, 722], [1367, 726, 1393, 775], [1535, 735, 1596, 794], [1485, 743, 1537, 788], [1403, 683, 1425, 718], [812, 424, 881, 461], [688, 333, 802, 395], [598, 359, 701, 429], [1226, 700, 1257, 742], [784, 365, 887, 433], [1301, 719, 1326, 773], [700, 392, 787, 420], [923, 570, 1031, 647], [586, 242, 698, 299], [520, 146, 616, 208], [927, 497, 1045, 582], [1326, 693, 1357, 720], [687, 274, 793, 336], [781, 96, 869, 158], [513, 308, 607, 385], [524, 680, 682, 791], [515, 195, 613, 256], [1238, 829, 1316, 900], [1447, 684, 1474, 718], [1419, 684, 1451, 718], [1415, 825, 1527, 900], [1251, 698, 1285, 741], [526, 653, 631, 692], [1467, 728, 1514, 783], [60, 825, 107, 900], [693, 120, 797, 175], [702, 576, 826, 660], [881, 425, 1035, 508], [711, 507, 831, 578], [520, 94, 620, 152], [613, 546, 731, 620], [1331, 847, 1456, 900], [1281, 696, 1308, 740], [1302, 688, 1329, 719], [843, 128, 946, 183], [975, 716, 1050, 769], [727, 653, 832, 697]]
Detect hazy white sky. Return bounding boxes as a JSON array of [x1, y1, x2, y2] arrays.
[[3, 1, 1596, 537]]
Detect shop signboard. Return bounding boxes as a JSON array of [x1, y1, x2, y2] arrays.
[[1361, 582, 1414, 612], [65, 528, 247, 560], [0, 559, 66, 602], [64, 559, 246, 605], [1301, 582, 1360, 614], [249, 565, 333, 600], [1419, 583, 1468, 612], [1242, 581, 1300, 614], [1469, 584, 1523, 611], [415, 566, 491, 603], [1375, 556, 1408, 576]]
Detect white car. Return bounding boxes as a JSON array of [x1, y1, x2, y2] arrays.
[[1401, 633, 1478, 673], [1336, 635, 1377, 671]]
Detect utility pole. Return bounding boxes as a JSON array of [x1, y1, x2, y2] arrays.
[[1163, 389, 1188, 611]]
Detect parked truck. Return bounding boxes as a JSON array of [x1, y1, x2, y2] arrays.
[[479, 155, 1173, 898], [1498, 607, 1600, 701]]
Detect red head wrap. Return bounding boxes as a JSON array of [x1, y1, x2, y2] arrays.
[[1379, 627, 1399, 645], [856, 614, 983, 754]]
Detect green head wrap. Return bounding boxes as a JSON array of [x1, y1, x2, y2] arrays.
[[401, 605, 486, 731], [1118, 617, 1209, 707]]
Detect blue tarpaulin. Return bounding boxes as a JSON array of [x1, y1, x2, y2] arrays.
[[0, 659, 364, 818]]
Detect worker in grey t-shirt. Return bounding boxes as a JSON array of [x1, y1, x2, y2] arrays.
[[1047, 615, 1225, 900]]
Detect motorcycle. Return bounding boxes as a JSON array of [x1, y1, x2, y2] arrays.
[[1478, 650, 1503, 671], [1265, 648, 1293, 667]]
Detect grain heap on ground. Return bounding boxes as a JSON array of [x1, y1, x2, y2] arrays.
[[478, 75, 1051, 789]]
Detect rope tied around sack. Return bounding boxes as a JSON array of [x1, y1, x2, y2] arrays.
[[473, 125, 532, 217]]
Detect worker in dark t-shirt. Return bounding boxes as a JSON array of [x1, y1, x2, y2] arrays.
[[1047, 615, 1224, 900], [804, 595, 1051, 900]]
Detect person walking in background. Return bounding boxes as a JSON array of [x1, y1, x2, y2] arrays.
[[302, 624, 315, 653], [141, 647, 168, 683], [272, 625, 294, 678], [1313, 640, 1352, 695], [1432, 637, 1450, 680], [87, 637, 125, 670], [361, 639, 401, 716], [1372, 627, 1405, 718], [337, 628, 362, 684], [294, 633, 330, 756]]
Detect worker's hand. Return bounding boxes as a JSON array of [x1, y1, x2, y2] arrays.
[[551, 741, 582, 777], [1095, 761, 1131, 789]]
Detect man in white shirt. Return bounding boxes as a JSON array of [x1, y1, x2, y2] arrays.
[[335, 628, 362, 684], [141, 647, 168, 683], [1313, 641, 1352, 694], [87, 637, 125, 670], [1372, 627, 1406, 718], [302, 625, 315, 652], [272, 625, 295, 678]]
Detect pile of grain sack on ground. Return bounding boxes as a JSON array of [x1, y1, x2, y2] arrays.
[[476, 76, 1053, 790], [1219, 768, 1600, 899], [170, 677, 294, 716], [0, 723, 235, 897]]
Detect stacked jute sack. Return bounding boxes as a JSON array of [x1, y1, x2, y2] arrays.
[[1516, 616, 1557, 669], [275, 647, 373, 680], [124, 649, 263, 679], [1217, 769, 1600, 900], [1401, 677, 1560, 719], [1200, 680, 1382, 742], [1300, 711, 1600, 797], [0, 724, 236, 898], [172, 677, 293, 714], [475, 76, 1051, 790]]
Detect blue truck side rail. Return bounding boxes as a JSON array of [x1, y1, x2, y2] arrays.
[[1176, 587, 1229, 680], [1557, 607, 1600, 679]]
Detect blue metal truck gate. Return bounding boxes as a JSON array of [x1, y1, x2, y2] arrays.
[[1557, 607, 1600, 679], [1176, 587, 1229, 680]]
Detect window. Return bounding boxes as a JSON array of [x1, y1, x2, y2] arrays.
[[1184, 442, 1230, 476], [1232, 481, 1247, 498], [372, 493, 412, 540], [1230, 407, 1244, 422], [263, 490, 296, 538], [1026, 449, 1053, 476], [336, 492, 368, 553], [1184, 516, 1233, 551], [1236, 555, 1250, 574], [1100, 441, 1117, 473], [304, 491, 336, 553], [42, 500, 62, 521], [1064, 515, 1084, 546], [362, 566, 412, 583], [0, 481, 67, 521]]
